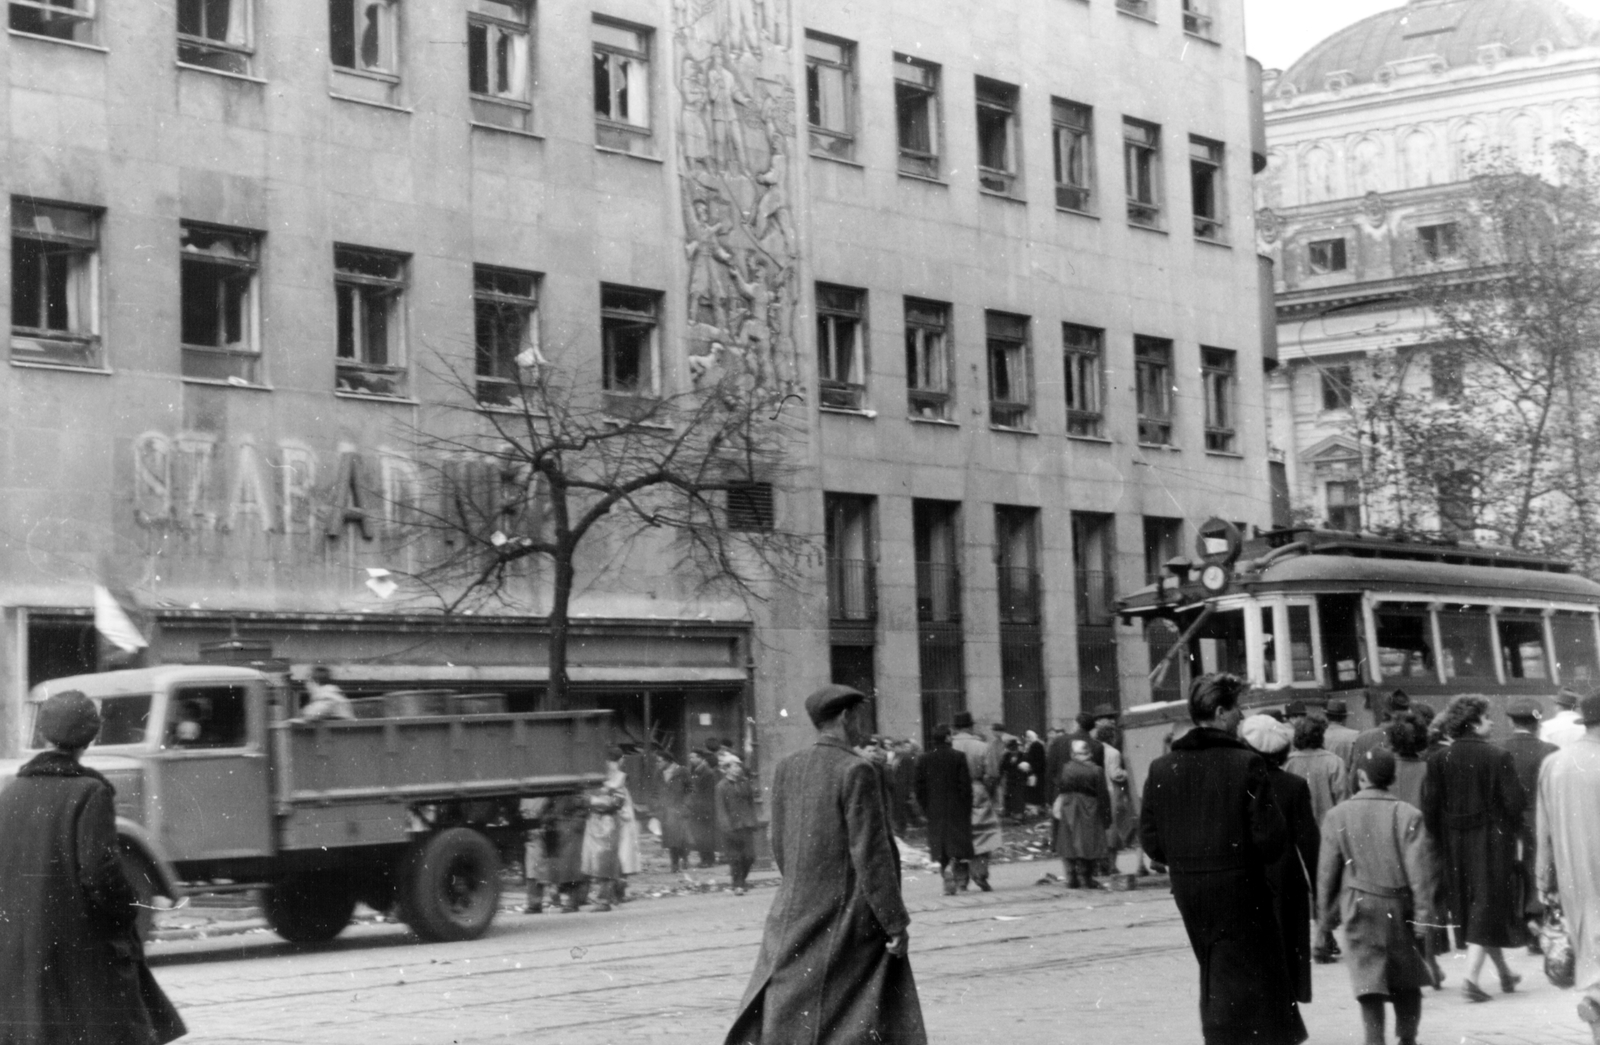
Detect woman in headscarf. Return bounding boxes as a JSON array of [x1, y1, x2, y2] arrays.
[[1422, 694, 1526, 1002], [1054, 738, 1111, 888], [1241, 713, 1320, 1007]]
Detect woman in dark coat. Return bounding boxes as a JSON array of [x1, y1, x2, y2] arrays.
[[1242, 714, 1320, 1005], [1055, 739, 1111, 888], [1000, 738, 1029, 818], [914, 726, 975, 894], [0, 690, 185, 1045], [688, 749, 721, 867], [654, 750, 692, 872], [1422, 694, 1526, 1002], [1141, 674, 1306, 1045], [1023, 731, 1048, 808]]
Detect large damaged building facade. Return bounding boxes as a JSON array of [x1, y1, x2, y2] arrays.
[[0, 0, 1273, 769]]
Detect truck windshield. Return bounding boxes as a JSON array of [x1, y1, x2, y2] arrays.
[[29, 693, 154, 748]]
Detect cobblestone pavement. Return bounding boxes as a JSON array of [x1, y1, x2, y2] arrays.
[[147, 858, 1596, 1045]]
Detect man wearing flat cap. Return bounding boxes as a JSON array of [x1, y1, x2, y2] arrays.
[[0, 690, 186, 1045], [725, 685, 926, 1045], [1502, 697, 1558, 944]]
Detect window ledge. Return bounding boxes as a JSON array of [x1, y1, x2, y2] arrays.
[[594, 145, 664, 164], [9, 359, 112, 375], [1056, 207, 1100, 220], [182, 376, 272, 391], [1128, 221, 1169, 235], [990, 424, 1038, 436], [897, 171, 949, 187], [1195, 235, 1233, 249], [820, 406, 877, 419], [328, 92, 413, 114], [471, 121, 544, 141], [176, 61, 266, 84], [1205, 450, 1245, 459], [334, 390, 419, 405], [1137, 443, 1181, 451], [810, 152, 865, 169], [979, 188, 1027, 205], [908, 415, 959, 427], [1118, 8, 1160, 25], [1067, 434, 1113, 445], [7, 30, 107, 52], [1183, 31, 1222, 46]]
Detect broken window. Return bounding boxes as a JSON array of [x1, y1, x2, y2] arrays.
[[1052, 99, 1093, 212], [9, 0, 95, 43], [1438, 606, 1496, 683], [1308, 237, 1347, 274], [894, 55, 940, 179], [180, 223, 260, 383], [474, 265, 538, 407], [1498, 612, 1550, 681], [1202, 346, 1236, 452], [468, 0, 532, 129], [1374, 604, 1434, 681], [330, 0, 397, 75], [817, 283, 866, 410], [1124, 118, 1162, 227], [1190, 136, 1224, 240], [334, 245, 407, 397], [1063, 323, 1104, 438], [1134, 335, 1173, 445], [805, 32, 855, 161], [1116, 0, 1152, 17], [1416, 221, 1460, 262], [178, 0, 252, 75], [600, 284, 659, 397], [986, 311, 1032, 429], [10, 198, 101, 369], [1320, 363, 1353, 411], [905, 298, 951, 420], [593, 19, 650, 131], [975, 77, 1019, 195]]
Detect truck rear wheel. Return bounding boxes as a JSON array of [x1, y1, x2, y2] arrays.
[[400, 828, 501, 942], [264, 874, 356, 944]]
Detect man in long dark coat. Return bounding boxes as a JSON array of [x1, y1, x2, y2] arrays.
[[1141, 674, 1307, 1045], [914, 725, 974, 894], [0, 690, 186, 1045], [1501, 698, 1558, 942], [725, 685, 926, 1045], [688, 749, 721, 867]]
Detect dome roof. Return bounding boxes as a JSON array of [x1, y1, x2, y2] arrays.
[[1275, 0, 1599, 97]]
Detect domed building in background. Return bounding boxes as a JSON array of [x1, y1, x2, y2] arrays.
[[1256, 0, 1600, 532]]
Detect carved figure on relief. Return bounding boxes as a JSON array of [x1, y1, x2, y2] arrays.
[[1351, 137, 1384, 195], [1302, 145, 1335, 204], [674, 0, 799, 397]]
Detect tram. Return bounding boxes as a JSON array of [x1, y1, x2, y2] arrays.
[[1114, 524, 1600, 790]]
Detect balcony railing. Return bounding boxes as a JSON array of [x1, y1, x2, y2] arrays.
[[827, 557, 878, 622], [997, 566, 1041, 624], [1075, 569, 1115, 626], [915, 561, 962, 623]]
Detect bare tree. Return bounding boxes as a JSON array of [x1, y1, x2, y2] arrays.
[[398, 350, 812, 710], [1348, 147, 1600, 572]]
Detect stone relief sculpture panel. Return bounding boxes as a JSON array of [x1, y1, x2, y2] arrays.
[[673, 0, 801, 397], [1401, 128, 1439, 189], [1302, 144, 1335, 204], [1350, 137, 1385, 195]]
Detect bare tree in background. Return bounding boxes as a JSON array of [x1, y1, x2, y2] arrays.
[[400, 347, 812, 710], [1349, 147, 1600, 573]]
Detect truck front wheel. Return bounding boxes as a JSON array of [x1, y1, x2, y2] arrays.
[[264, 874, 356, 944], [400, 828, 501, 942]]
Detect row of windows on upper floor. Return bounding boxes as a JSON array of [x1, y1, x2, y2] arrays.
[[9, 196, 1247, 453], [9, 0, 1235, 239], [1293, 220, 1462, 278]]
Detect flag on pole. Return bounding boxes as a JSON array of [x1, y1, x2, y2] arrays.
[[94, 583, 149, 653]]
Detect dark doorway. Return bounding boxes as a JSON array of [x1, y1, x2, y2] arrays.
[[29, 619, 97, 689]]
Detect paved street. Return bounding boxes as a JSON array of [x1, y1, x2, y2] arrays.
[[148, 859, 1592, 1045]]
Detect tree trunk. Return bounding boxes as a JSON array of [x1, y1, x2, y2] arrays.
[[546, 551, 575, 711]]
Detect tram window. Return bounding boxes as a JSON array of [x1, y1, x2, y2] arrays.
[[1196, 607, 1248, 677], [1551, 613, 1600, 689], [1375, 606, 1435, 681], [1260, 607, 1277, 684], [1497, 615, 1549, 681], [1288, 605, 1317, 682], [1319, 593, 1365, 688], [1438, 607, 1497, 682]]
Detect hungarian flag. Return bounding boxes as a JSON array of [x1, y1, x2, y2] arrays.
[[93, 583, 148, 653]]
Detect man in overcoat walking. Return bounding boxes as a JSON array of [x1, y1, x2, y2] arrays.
[[1502, 698, 1557, 943], [1537, 692, 1600, 1043], [915, 725, 975, 894], [0, 690, 186, 1045], [1140, 673, 1306, 1045], [725, 685, 926, 1045]]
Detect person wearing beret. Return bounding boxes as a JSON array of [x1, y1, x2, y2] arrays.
[[724, 685, 926, 1045], [1323, 699, 1361, 767], [0, 690, 187, 1045], [1242, 714, 1321, 1007]]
